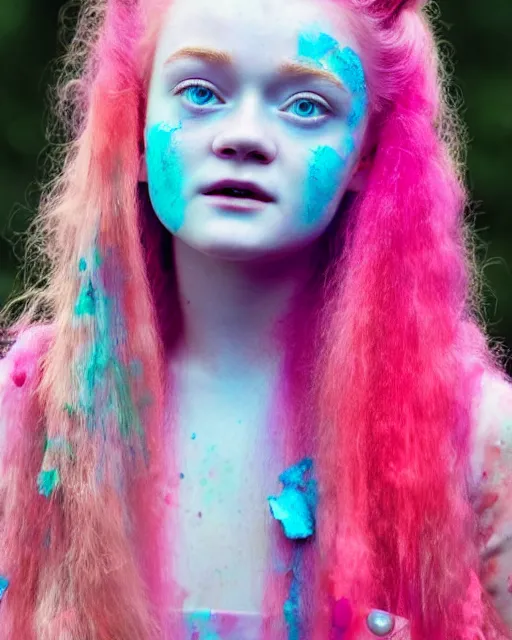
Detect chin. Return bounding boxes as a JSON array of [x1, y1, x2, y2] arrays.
[[185, 237, 275, 262]]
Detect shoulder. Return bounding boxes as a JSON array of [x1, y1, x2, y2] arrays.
[[0, 324, 54, 392], [471, 369, 512, 628], [471, 370, 512, 489], [0, 324, 54, 456]]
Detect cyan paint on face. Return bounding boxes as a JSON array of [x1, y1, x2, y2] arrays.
[[297, 30, 367, 226], [303, 143, 352, 226], [145, 121, 186, 233], [297, 30, 368, 128]]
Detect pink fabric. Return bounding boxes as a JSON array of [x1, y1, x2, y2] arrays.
[[171, 609, 263, 639], [470, 371, 512, 631], [1, 332, 512, 637], [0, 325, 53, 466]]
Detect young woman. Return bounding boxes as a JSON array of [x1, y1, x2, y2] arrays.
[[1, 0, 511, 638]]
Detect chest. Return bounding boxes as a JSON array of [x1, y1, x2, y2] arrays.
[[168, 368, 285, 612]]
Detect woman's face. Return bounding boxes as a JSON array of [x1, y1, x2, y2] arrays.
[[144, 0, 369, 261]]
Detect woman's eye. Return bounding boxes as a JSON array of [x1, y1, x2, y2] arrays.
[[178, 84, 221, 107], [286, 97, 329, 119]]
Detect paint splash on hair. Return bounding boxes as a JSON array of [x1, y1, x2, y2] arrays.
[[37, 469, 61, 498], [0, 576, 9, 602]]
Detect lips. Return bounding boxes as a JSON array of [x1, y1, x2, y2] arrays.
[[201, 180, 274, 203]]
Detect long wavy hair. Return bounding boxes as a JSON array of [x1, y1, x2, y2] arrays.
[[0, 0, 510, 638]]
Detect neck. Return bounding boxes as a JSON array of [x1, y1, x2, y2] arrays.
[[171, 238, 319, 375]]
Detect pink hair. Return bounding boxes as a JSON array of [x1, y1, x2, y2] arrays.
[[0, 0, 510, 638]]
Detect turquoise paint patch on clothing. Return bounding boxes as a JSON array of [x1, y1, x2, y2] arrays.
[[37, 468, 60, 498], [303, 145, 347, 225], [146, 122, 186, 233], [268, 457, 318, 540], [269, 458, 318, 640], [185, 609, 222, 639], [0, 575, 9, 601]]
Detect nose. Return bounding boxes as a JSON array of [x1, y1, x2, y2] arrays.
[[211, 93, 277, 165]]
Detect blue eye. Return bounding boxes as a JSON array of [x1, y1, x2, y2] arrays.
[[180, 85, 219, 106], [287, 98, 328, 119]]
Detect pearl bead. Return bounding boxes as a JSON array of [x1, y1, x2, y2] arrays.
[[366, 609, 395, 636]]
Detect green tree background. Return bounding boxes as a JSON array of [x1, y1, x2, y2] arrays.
[[0, 1, 511, 366]]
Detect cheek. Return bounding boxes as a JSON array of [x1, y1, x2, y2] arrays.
[[146, 122, 187, 233], [302, 136, 355, 226]]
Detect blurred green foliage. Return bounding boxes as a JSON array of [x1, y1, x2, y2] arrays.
[[0, 1, 511, 364]]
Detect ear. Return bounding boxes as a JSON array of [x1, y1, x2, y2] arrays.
[[347, 154, 373, 193], [138, 151, 148, 183]]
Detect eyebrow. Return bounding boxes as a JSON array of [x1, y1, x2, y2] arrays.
[[164, 46, 347, 92], [165, 46, 232, 66]]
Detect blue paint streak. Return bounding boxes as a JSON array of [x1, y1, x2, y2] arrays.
[[283, 547, 303, 640], [0, 575, 9, 601], [74, 279, 96, 316], [269, 458, 318, 640], [146, 122, 186, 233]]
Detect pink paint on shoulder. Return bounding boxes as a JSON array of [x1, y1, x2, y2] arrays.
[[0, 324, 54, 457], [0, 324, 54, 389]]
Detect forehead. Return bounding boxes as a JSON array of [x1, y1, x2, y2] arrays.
[[154, 0, 359, 68]]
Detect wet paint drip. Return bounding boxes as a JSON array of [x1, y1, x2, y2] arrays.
[[37, 468, 60, 498], [146, 121, 186, 233], [0, 575, 9, 601], [268, 458, 318, 640]]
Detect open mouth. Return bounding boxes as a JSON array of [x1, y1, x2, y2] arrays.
[[203, 182, 274, 203]]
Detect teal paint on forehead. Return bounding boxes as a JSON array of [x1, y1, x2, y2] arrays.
[[146, 121, 186, 233], [298, 30, 339, 59], [297, 31, 368, 128]]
